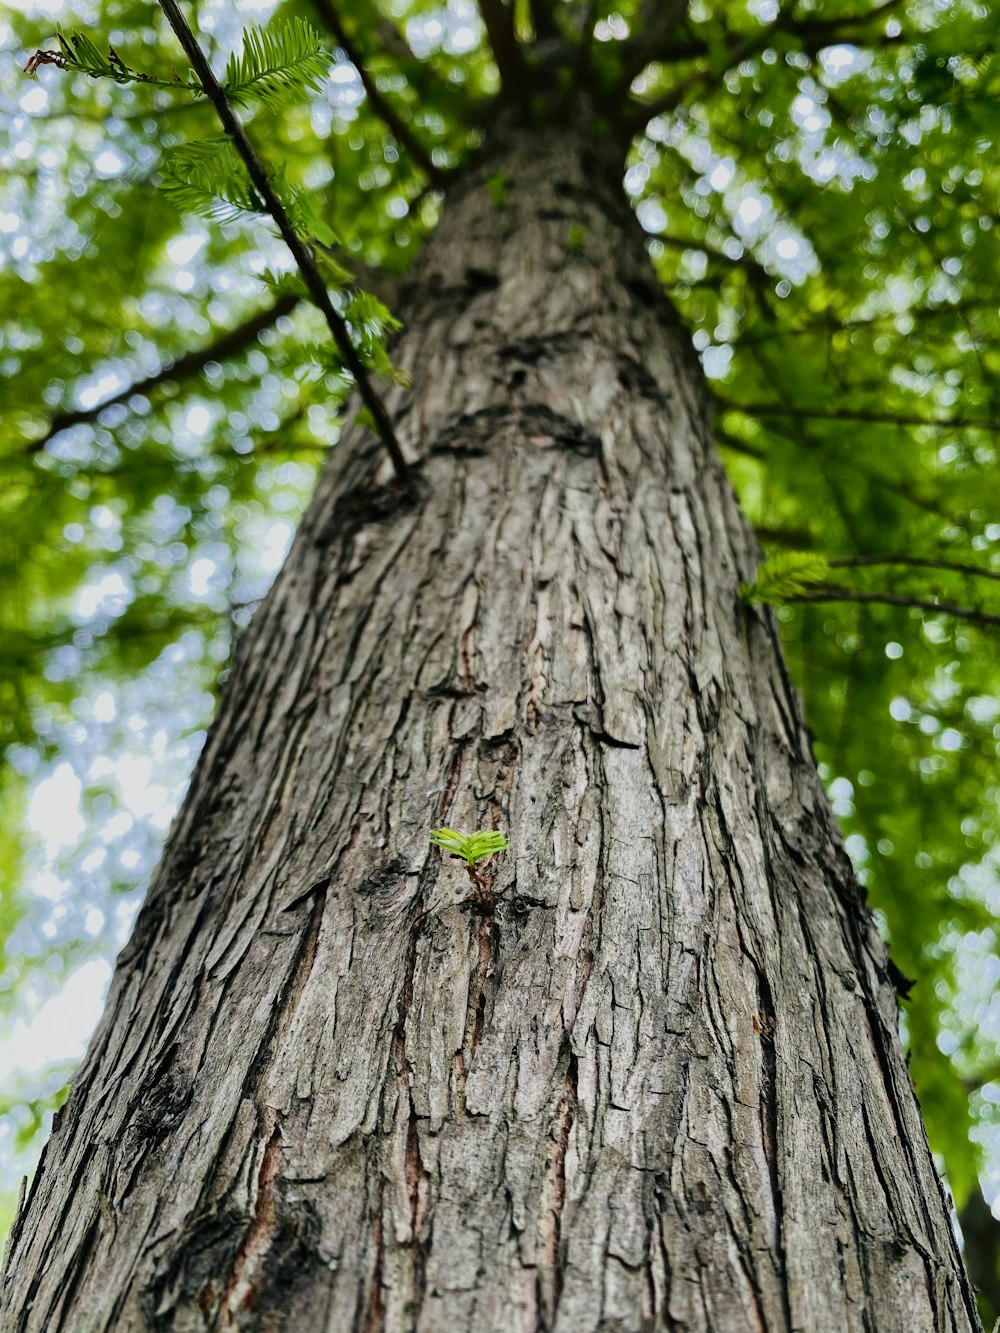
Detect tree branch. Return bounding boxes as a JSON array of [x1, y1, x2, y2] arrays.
[[574, 0, 601, 63], [27, 295, 299, 455], [753, 523, 815, 547], [828, 554, 1000, 584], [626, 0, 905, 129], [625, 14, 784, 127], [961, 1062, 1000, 1094], [527, 0, 560, 42], [311, 0, 447, 186], [156, 0, 411, 486], [652, 1, 906, 65], [751, 534, 1000, 586], [786, 587, 1000, 629], [715, 425, 766, 460], [733, 299, 1000, 348], [718, 399, 1000, 433], [653, 224, 775, 290], [617, 0, 689, 87], [477, 0, 528, 100]]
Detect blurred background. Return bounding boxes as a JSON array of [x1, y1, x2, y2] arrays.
[[1, 0, 998, 1313]]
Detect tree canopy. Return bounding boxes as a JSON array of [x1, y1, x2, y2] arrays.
[[1, 0, 998, 1310]]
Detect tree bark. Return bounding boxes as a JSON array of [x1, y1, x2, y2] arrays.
[[1, 122, 980, 1332]]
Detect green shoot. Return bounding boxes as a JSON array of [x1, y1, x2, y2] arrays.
[[567, 224, 586, 252], [25, 18, 330, 108], [486, 173, 508, 209], [429, 827, 509, 869], [24, 30, 201, 90]]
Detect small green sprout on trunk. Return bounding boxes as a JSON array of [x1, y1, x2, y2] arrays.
[[429, 827, 509, 910], [486, 173, 508, 209]]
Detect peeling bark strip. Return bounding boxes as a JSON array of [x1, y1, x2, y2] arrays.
[[0, 125, 979, 1332]]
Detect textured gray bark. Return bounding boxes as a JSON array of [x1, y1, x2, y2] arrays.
[[1, 125, 980, 1332]]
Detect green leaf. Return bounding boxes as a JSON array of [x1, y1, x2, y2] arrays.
[[61, 30, 114, 79], [429, 827, 510, 867], [158, 139, 332, 246], [741, 552, 832, 606], [42, 28, 200, 91], [222, 18, 331, 109], [158, 136, 262, 224], [286, 192, 336, 249]]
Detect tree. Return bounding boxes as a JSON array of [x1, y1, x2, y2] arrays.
[[1, 0, 998, 1328]]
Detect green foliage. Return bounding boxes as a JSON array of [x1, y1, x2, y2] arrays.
[[740, 552, 832, 605], [158, 136, 263, 224], [27, 17, 330, 107], [40, 19, 339, 250], [221, 19, 331, 109], [429, 827, 510, 869], [158, 136, 335, 247]]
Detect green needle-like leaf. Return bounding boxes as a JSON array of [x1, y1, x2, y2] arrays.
[[740, 552, 832, 606], [158, 136, 262, 224], [222, 18, 331, 109], [429, 827, 510, 868]]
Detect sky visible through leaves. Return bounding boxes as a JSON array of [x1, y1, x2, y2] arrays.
[[1, 0, 999, 1307]]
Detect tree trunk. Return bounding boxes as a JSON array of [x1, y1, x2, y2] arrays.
[[0, 123, 980, 1333]]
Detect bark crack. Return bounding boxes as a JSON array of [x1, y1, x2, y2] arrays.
[[216, 1112, 282, 1328], [537, 1052, 578, 1329]]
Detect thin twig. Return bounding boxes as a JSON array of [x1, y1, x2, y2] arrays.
[[715, 426, 766, 460], [828, 555, 1000, 584], [787, 587, 1000, 628], [718, 399, 1000, 432], [311, 0, 446, 186], [156, 0, 411, 485], [27, 295, 299, 454]]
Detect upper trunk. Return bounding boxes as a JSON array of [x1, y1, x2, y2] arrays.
[[1, 123, 979, 1332]]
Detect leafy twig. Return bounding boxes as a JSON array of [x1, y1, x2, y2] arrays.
[[222, 18, 329, 107], [24, 30, 201, 90], [155, 0, 411, 485], [740, 552, 831, 605], [743, 552, 1000, 627]]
